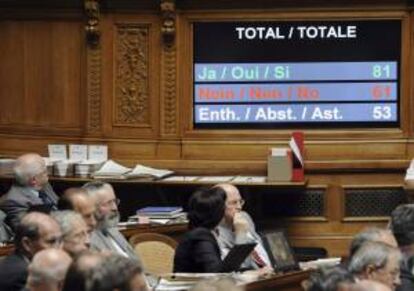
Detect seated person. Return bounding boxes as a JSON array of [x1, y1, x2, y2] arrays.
[[215, 183, 271, 270], [52, 210, 90, 257], [348, 241, 402, 290], [304, 265, 355, 291], [82, 181, 141, 263], [0, 153, 58, 230], [62, 251, 106, 291], [87, 254, 147, 291], [26, 248, 72, 291], [0, 212, 62, 291], [390, 204, 414, 291], [58, 188, 97, 233], [63, 252, 147, 291], [174, 186, 227, 273], [350, 227, 398, 259]]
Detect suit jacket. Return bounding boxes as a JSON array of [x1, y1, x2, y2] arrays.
[[0, 183, 58, 231], [174, 227, 224, 273], [217, 211, 269, 270], [0, 252, 29, 291], [90, 227, 142, 265], [397, 255, 414, 291]]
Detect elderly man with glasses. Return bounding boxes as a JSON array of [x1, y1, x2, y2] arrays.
[[52, 210, 90, 257], [82, 181, 141, 264], [214, 183, 272, 272]]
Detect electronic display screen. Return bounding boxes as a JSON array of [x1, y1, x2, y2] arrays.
[[193, 20, 401, 129]]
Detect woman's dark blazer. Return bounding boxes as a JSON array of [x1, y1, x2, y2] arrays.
[[173, 227, 224, 273]]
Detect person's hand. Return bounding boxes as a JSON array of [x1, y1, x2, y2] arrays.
[[243, 266, 274, 278], [233, 212, 249, 234], [257, 266, 274, 277]]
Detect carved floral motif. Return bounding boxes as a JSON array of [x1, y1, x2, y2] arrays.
[[115, 25, 149, 126]]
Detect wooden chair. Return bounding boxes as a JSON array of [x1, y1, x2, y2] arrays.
[[129, 232, 178, 275]]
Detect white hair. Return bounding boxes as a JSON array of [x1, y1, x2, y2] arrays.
[[348, 241, 401, 275], [51, 210, 84, 237], [13, 153, 45, 186], [27, 249, 72, 286]]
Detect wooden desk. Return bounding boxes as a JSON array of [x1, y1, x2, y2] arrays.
[[245, 270, 310, 291]]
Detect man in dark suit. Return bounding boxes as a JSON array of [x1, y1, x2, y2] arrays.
[[0, 212, 62, 291], [82, 181, 141, 264], [0, 153, 58, 230]]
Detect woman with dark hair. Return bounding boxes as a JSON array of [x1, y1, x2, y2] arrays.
[[173, 186, 227, 273]]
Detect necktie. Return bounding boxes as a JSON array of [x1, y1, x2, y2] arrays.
[[38, 191, 56, 209], [251, 249, 267, 267]]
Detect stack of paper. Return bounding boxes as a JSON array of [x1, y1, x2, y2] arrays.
[[129, 206, 187, 224], [136, 206, 184, 218], [126, 165, 174, 179], [93, 160, 132, 179], [93, 161, 174, 180]]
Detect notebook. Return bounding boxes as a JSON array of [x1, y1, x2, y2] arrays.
[[221, 242, 257, 272]]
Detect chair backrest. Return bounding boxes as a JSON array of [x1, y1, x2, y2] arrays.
[[129, 232, 178, 275]]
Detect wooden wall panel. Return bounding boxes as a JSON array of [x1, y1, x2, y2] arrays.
[[101, 14, 161, 139], [0, 21, 24, 125], [0, 19, 84, 135]]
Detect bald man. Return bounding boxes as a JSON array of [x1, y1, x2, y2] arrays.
[[58, 188, 97, 233], [27, 249, 72, 291], [0, 212, 62, 290], [215, 183, 272, 271], [0, 153, 58, 230]]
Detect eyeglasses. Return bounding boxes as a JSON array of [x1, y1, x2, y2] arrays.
[[64, 230, 89, 243], [100, 198, 120, 207], [226, 199, 245, 207]]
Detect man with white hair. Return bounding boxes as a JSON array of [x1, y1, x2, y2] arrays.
[[0, 153, 58, 230], [82, 181, 141, 263], [26, 248, 72, 291], [349, 227, 398, 259], [348, 241, 402, 290], [52, 210, 90, 257]]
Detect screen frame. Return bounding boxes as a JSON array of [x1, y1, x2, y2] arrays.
[[178, 10, 410, 140]]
